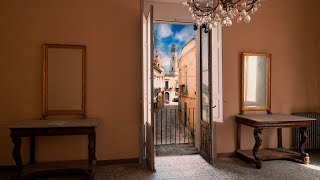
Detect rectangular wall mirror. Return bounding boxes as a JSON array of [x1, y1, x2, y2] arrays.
[[42, 44, 86, 119], [241, 52, 271, 114]]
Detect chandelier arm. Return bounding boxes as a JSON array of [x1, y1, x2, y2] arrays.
[[211, 1, 220, 12], [189, 0, 215, 13], [246, 0, 258, 6], [245, 3, 256, 12], [230, 0, 242, 5], [233, 0, 257, 13], [189, 0, 221, 16]]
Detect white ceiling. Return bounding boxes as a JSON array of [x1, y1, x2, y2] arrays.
[[145, 0, 184, 3]]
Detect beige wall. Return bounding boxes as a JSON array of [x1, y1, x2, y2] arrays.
[[1, 0, 320, 166], [0, 0, 141, 165], [217, 0, 320, 153]]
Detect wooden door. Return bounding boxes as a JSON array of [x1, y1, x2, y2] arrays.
[[211, 25, 223, 123], [144, 5, 155, 171], [199, 27, 212, 163]]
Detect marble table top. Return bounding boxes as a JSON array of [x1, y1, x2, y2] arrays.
[[236, 114, 316, 123], [8, 119, 98, 129]]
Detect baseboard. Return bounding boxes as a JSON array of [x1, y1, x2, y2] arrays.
[[0, 158, 140, 170], [96, 158, 139, 166], [0, 165, 16, 171], [216, 148, 320, 159], [216, 152, 235, 158]]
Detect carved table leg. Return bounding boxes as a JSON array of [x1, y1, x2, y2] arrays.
[[277, 128, 283, 148], [299, 127, 308, 156], [237, 123, 241, 150], [253, 129, 262, 161], [88, 132, 95, 180], [30, 136, 35, 164], [299, 127, 310, 164], [11, 132, 22, 177]]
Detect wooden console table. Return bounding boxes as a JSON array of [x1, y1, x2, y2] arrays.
[[8, 119, 98, 180], [235, 114, 315, 169]]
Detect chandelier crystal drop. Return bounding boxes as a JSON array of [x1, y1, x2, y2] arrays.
[[182, 0, 262, 32]]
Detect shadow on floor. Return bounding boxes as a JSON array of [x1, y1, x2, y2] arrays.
[[2, 153, 320, 180], [155, 144, 198, 156]]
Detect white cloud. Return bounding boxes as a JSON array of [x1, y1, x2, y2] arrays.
[[156, 40, 166, 52], [174, 26, 195, 42], [157, 24, 173, 38], [158, 50, 171, 74]]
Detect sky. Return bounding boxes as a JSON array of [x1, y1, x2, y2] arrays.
[[154, 23, 196, 74]]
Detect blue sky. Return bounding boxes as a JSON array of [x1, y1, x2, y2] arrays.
[[154, 23, 195, 74]]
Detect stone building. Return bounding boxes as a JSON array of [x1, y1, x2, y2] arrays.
[[178, 37, 197, 129], [163, 44, 179, 104], [153, 45, 179, 107], [153, 50, 165, 109]]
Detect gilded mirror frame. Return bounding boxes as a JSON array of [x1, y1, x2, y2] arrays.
[[42, 44, 86, 119], [241, 52, 271, 114]]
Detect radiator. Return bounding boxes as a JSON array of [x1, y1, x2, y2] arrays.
[[292, 112, 320, 149]]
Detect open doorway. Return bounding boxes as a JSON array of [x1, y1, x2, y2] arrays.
[[153, 23, 198, 157], [142, 2, 223, 171]]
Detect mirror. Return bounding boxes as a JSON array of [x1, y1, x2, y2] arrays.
[[42, 44, 86, 119], [241, 52, 271, 114]]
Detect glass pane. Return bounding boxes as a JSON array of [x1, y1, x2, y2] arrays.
[[201, 29, 210, 123], [243, 55, 269, 107], [47, 48, 83, 110]]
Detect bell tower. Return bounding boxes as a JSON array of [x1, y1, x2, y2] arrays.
[[169, 44, 178, 76]]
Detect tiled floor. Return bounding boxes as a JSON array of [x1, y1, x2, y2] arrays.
[[96, 154, 320, 179], [2, 153, 320, 180]]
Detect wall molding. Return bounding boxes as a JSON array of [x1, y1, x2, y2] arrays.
[[216, 152, 235, 158], [0, 158, 140, 170], [0, 165, 16, 171], [96, 158, 139, 166]]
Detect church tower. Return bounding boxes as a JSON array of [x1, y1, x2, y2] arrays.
[[169, 44, 178, 76]]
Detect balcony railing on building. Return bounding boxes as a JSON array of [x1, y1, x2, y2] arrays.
[[154, 108, 196, 145]]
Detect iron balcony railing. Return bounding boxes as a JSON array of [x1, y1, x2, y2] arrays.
[[154, 108, 196, 145]]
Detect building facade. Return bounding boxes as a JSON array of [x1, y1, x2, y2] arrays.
[[178, 38, 197, 130], [153, 50, 165, 109], [153, 45, 179, 108]]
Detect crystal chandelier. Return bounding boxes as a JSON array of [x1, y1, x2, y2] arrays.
[[183, 0, 262, 32]]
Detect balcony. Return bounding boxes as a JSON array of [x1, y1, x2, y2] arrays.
[[164, 87, 172, 91], [154, 107, 196, 145]]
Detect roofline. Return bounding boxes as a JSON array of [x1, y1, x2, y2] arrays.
[[181, 36, 196, 50]]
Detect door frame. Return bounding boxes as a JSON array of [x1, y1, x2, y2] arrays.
[[140, 19, 196, 167], [140, 1, 155, 169], [139, 0, 145, 165], [139, 7, 221, 167]]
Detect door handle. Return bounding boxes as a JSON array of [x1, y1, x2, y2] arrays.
[[212, 105, 216, 108]]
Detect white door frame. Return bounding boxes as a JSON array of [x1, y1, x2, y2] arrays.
[[140, 1, 223, 166]]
